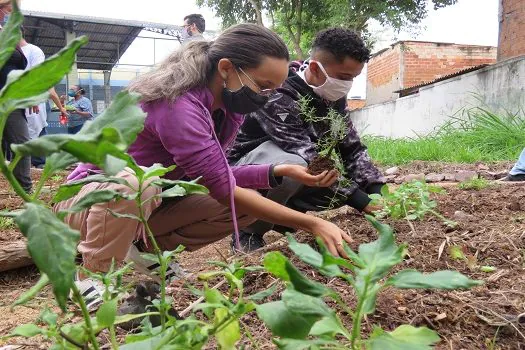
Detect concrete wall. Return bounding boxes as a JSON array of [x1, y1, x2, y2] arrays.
[[350, 55, 525, 138], [498, 0, 525, 61]]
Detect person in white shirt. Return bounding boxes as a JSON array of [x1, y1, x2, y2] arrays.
[[19, 30, 68, 167]]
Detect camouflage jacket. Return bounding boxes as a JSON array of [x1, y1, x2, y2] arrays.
[[228, 69, 385, 209]]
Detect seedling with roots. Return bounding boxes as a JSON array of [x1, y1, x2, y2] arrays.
[[257, 215, 482, 349], [369, 181, 458, 228], [297, 96, 350, 175]]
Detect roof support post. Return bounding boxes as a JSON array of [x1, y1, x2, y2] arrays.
[[65, 30, 79, 87], [103, 70, 112, 109]]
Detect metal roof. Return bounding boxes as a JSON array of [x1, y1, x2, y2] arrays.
[[394, 64, 490, 97], [21, 10, 183, 71]]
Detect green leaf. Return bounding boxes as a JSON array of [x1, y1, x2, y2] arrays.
[[52, 175, 129, 203], [10, 323, 43, 338], [386, 270, 483, 289], [143, 164, 177, 181], [369, 193, 382, 201], [43, 153, 77, 176], [214, 308, 240, 350], [106, 208, 140, 221], [274, 338, 342, 350], [157, 180, 209, 198], [0, 0, 23, 71], [12, 274, 50, 308], [263, 251, 291, 281], [57, 189, 128, 218], [263, 251, 330, 297], [158, 185, 186, 198], [1, 36, 88, 101], [367, 325, 440, 350], [449, 245, 466, 260], [246, 283, 278, 301], [358, 216, 405, 284], [256, 301, 319, 339], [310, 316, 350, 339], [287, 235, 342, 277], [40, 307, 58, 327], [282, 289, 333, 318], [480, 266, 496, 273], [96, 298, 118, 329], [15, 203, 79, 310]]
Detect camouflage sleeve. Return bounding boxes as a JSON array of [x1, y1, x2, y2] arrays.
[[253, 92, 318, 162], [337, 118, 385, 189]]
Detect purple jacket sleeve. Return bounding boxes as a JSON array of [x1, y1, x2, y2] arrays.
[[153, 99, 270, 200], [231, 165, 271, 189]]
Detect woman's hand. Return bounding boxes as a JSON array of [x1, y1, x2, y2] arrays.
[[308, 217, 353, 258], [274, 164, 339, 188]]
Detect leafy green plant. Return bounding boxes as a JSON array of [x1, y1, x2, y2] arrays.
[[256, 215, 482, 349], [458, 177, 490, 190], [0, 216, 16, 229], [369, 181, 457, 228]]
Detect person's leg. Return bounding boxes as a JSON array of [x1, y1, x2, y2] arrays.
[[55, 169, 161, 274], [509, 147, 525, 178], [31, 127, 47, 168], [3, 110, 32, 192], [68, 124, 83, 134], [147, 194, 256, 252], [233, 141, 306, 251]]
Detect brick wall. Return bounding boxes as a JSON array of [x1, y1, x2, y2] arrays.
[[347, 99, 366, 110], [366, 45, 401, 105], [366, 41, 497, 105], [402, 42, 497, 88], [498, 0, 525, 60]]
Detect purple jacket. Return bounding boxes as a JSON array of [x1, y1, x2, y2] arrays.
[[68, 87, 272, 201]]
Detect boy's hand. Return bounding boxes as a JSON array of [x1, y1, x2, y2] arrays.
[[274, 164, 339, 188]]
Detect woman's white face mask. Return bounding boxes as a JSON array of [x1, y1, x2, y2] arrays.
[[309, 60, 353, 101]]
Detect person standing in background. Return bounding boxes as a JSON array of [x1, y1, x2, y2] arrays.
[[19, 30, 68, 168], [60, 85, 94, 134], [501, 147, 525, 182], [181, 14, 205, 42], [0, 0, 32, 193]]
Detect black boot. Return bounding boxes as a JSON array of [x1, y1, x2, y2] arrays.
[[232, 231, 266, 253], [500, 173, 525, 182]]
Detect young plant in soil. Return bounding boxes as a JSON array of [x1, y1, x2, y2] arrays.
[[297, 96, 349, 175], [257, 215, 483, 349], [369, 181, 457, 228]]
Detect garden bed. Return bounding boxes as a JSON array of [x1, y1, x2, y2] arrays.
[[0, 162, 523, 349]]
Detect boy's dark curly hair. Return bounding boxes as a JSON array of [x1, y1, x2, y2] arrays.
[[312, 28, 370, 63]]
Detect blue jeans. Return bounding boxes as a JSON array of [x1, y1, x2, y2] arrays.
[[68, 124, 83, 134], [31, 127, 47, 168], [510, 147, 525, 175]]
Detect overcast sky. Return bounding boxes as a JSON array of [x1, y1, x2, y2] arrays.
[[22, 0, 499, 97]]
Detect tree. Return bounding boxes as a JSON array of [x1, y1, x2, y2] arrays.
[[196, 0, 264, 27]]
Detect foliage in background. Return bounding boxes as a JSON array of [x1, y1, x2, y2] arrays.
[[197, 0, 458, 58], [369, 181, 457, 228], [257, 215, 481, 349], [458, 178, 491, 191], [364, 107, 525, 165]]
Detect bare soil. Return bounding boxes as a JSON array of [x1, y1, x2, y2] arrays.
[[307, 156, 336, 175], [0, 163, 524, 349]]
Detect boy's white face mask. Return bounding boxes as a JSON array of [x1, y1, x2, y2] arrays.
[[309, 60, 353, 101]]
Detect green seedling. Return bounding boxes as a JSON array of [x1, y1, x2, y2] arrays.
[[257, 215, 482, 349], [458, 177, 490, 190], [0, 216, 16, 230], [370, 181, 458, 228]]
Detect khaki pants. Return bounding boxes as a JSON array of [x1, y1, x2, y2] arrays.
[[55, 170, 255, 273]]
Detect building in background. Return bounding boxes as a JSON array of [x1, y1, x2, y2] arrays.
[[498, 0, 524, 61], [366, 41, 497, 105]]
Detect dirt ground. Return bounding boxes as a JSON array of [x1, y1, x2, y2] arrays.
[[0, 162, 524, 349]]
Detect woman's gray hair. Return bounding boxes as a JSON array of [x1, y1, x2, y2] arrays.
[[128, 23, 289, 103]]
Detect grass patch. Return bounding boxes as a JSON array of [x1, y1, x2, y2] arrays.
[[0, 217, 16, 230], [458, 178, 490, 190], [364, 107, 525, 165]]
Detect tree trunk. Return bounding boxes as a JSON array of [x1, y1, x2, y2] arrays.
[[0, 240, 32, 272], [248, 0, 264, 26]]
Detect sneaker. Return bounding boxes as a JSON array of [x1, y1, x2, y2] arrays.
[[232, 231, 266, 253], [125, 244, 187, 284], [72, 275, 105, 311], [500, 174, 525, 182]]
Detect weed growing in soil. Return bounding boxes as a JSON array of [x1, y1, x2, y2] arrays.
[[458, 177, 490, 190], [297, 96, 349, 175], [0, 216, 16, 229], [369, 181, 457, 228], [257, 215, 482, 349]]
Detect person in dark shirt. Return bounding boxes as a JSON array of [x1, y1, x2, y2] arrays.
[[228, 28, 385, 252], [0, 0, 32, 193]]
